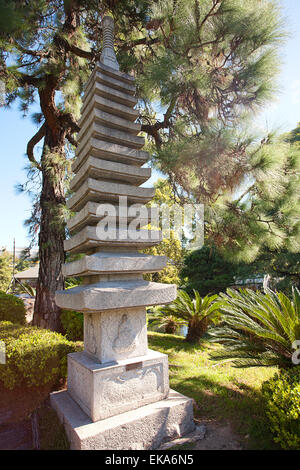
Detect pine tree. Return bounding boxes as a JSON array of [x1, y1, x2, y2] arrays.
[[207, 131, 300, 263], [181, 245, 236, 295], [0, 0, 285, 330]]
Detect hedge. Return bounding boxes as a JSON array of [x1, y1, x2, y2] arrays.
[[262, 367, 300, 450], [61, 309, 83, 341], [0, 321, 81, 389], [0, 291, 26, 324]]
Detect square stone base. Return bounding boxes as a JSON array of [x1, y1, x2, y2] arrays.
[[68, 350, 169, 421], [50, 389, 195, 450]]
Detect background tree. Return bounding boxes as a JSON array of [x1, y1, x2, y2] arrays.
[[181, 243, 300, 297], [181, 244, 237, 295], [143, 233, 184, 284], [15, 248, 39, 273], [0, 249, 12, 292], [143, 178, 186, 284], [140, 0, 284, 204], [1, 0, 286, 331]]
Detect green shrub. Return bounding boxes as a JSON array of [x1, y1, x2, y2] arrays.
[[0, 291, 26, 324], [61, 309, 83, 341], [0, 321, 80, 389], [209, 287, 300, 368], [262, 367, 300, 449]]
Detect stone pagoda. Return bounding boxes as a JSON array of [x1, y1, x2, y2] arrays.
[[51, 16, 195, 450]]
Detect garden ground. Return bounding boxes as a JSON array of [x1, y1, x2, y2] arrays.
[[148, 332, 278, 450], [0, 331, 278, 450]]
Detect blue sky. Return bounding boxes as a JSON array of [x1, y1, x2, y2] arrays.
[[0, 0, 299, 251]]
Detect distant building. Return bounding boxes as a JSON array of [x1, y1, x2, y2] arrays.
[[15, 264, 39, 288], [231, 275, 265, 290], [231, 274, 282, 291]]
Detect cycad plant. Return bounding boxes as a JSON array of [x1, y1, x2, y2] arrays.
[[158, 290, 221, 344], [209, 287, 300, 369], [149, 309, 187, 335]]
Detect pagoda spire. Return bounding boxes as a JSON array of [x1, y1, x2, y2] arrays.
[[100, 16, 119, 71]]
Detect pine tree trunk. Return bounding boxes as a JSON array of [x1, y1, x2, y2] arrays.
[[32, 126, 66, 331]]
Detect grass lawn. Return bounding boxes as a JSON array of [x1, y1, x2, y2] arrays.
[[148, 331, 278, 450]]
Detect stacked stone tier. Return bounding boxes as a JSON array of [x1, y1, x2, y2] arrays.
[[56, 62, 176, 313]]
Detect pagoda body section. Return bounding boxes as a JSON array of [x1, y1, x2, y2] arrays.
[[51, 16, 195, 450]]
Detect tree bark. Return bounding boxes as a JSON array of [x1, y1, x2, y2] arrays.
[[186, 317, 208, 344], [165, 323, 177, 334], [32, 125, 66, 331]]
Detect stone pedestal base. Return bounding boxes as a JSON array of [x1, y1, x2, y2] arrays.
[[68, 350, 169, 422], [50, 389, 195, 450]]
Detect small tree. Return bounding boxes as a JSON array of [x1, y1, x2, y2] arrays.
[[158, 290, 221, 343], [149, 310, 187, 335]]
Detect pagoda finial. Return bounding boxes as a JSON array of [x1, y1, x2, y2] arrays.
[[100, 16, 119, 71]]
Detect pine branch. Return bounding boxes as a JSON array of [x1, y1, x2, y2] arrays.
[[11, 71, 42, 87], [66, 133, 78, 147], [141, 96, 177, 147], [26, 123, 45, 170], [198, 0, 222, 34], [119, 37, 160, 51], [12, 40, 49, 58], [53, 34, 94, 60], [234, 183, 255, 205]]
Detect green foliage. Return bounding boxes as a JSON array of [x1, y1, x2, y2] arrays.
[[0, 0, 24, 34], [262, 251, 300, 294], [143, 179, 187, 285], [142, 0, 285, 200], [0, 321, 79, 389], [143, 233, 184, 285], [181, 245, 237, 295], [209, 287, 300, 368], [61, 309, 83, 341], [0, 250, 12, 292], [0, 291, 26, 324], [158, 290, 221, 343], [148, 308, 187, 334], [285, 122, 300, 146], [262, 367, 300, 449], [182, 243, 300, 297], [209, 133, 300, 263], [15, 248, 39, 273]]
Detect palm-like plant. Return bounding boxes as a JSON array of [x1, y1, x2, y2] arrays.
[[209, 287, 300, 369], [158, 290, 221, 343], [149, 310, 187, 335]]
